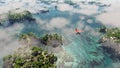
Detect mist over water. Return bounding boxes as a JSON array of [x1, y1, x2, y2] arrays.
[[0, 0, 120, 68]]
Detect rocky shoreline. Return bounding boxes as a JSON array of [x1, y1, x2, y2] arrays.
[[3, 32, 63, 68], [99, 27, 120, 61]]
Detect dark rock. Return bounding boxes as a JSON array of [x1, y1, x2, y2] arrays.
[[101, 40, 120, 61], [3, 60, 13, 68], [55, 5, 57, 10], [0, 22, 2, 25], [39, 10, 49, 13], [97, 37, 107, 44], [99, 27, 107, 33]]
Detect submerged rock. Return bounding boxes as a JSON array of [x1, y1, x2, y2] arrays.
[[39, 9, 49, 13]]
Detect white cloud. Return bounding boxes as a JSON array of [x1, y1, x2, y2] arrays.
[[74, 4, 98, 15], [0, 0, 46, 14], [57, 4, 73, 12], [97, 1, 120, 27], [46, 17, 69, 30], [0, 2, 25, 14], [0, 23, 24, 58]]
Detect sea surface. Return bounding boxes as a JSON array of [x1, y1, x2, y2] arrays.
[[0, 0, 119, 68]]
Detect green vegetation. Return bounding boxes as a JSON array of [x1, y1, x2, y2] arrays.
[[104, 28, 120, 42], [3, 55, 12, 61], [3, 46, 57, 68], [40, 33, 62, 45], [19, 32, 39, 40], [19, 32, 63, 46], [8, 10, 35, 24]]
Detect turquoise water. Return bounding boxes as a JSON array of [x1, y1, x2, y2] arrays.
[[18, 10, 111, 68], [0, 1, 117, 68]]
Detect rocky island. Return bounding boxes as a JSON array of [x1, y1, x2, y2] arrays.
[[40, 33, 63, 47], [19, 32, 63, 48], [8, 10, 35, 24], [3, 46, 57, 68], [99, 27, 120, 61], [3, 32, 63, 68]]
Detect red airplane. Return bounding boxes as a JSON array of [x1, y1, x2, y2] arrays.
[[75, 28, 83, 34]]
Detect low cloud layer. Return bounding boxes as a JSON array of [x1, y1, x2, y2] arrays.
[[0, 23, 24, 58], [97, 1, 120, 27], [46, 17, 69, 30], [57, 4, 73, 12]]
